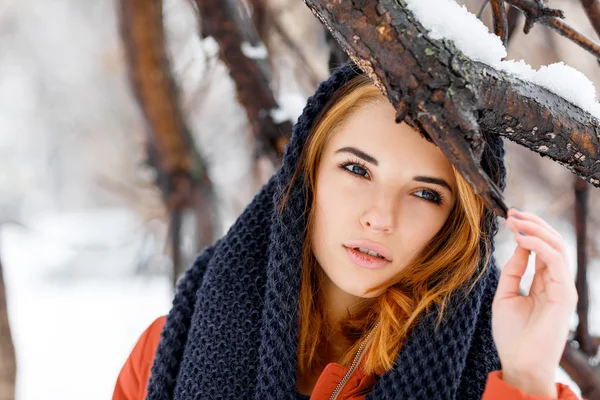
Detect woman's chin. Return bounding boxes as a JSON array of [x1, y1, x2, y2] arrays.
[[336, 279, 384, 299]]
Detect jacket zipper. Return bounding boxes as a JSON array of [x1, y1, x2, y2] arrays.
[[328, 321, 381, 400]]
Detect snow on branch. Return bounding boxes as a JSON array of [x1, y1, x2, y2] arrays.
[[303, 0, 600, 219]]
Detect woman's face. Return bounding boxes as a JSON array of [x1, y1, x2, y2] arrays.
[[311, 98, 457, 301]]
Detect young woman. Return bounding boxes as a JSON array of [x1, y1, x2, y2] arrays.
[[113, 64, 580, 400]]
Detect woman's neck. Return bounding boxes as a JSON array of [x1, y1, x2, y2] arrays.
[[319, 272, 376, 326]]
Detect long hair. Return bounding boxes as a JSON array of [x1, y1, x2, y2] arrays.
[[282, 74, 493, 378]]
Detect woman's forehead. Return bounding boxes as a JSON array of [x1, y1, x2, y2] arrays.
[[325, 100, 455, 178]]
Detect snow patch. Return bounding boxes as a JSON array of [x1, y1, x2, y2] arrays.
[[240, 41, 268, 60], [270, 92, 307, 124], [201, 36, 219, 55], [404, 0, 600, 120], [404, 0, 506, 64]]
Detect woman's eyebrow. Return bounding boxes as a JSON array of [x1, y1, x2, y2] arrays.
[[413, 176, 454, 195], [335, 147, 378, 166]]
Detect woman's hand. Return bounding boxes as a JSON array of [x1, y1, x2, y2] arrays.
[[491, 208, 578, 398]]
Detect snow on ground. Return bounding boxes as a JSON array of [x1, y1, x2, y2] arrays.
[[1, 209, 172, 400], [404, 0, 600, 119]]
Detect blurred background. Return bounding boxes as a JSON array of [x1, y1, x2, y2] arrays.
[[0, 0, 599, 398]]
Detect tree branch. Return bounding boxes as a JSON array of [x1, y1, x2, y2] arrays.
[[303, 0, 600, 219], [574, 178, 595, 357], [194, 0, 293, 162], [506, 0, 600, 59], [491, 0, 508, 46]]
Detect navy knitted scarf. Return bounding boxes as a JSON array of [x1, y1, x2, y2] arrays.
[[146, 64, 507, 400]]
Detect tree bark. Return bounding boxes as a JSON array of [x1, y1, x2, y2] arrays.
[[303, 0, 600, 219], [0, 256, 16, 400]]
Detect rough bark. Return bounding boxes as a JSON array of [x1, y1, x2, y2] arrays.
[[195, 0, 293, 162], [0, 256, 16, 400], [303, 0, 600, 219], [118, 0, 216, 284]]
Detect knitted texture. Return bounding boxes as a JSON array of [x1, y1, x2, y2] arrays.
[[146, 63, 508, 400]]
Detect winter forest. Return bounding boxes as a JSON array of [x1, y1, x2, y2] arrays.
[[1, 0, 600, 398]]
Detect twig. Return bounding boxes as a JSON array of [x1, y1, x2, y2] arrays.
[[506, 0, 600, 59], [491, 0, 509, 46], [478, 0, 490, 20]]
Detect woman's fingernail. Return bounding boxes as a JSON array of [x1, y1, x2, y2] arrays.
[[518, 231, 528, 236]]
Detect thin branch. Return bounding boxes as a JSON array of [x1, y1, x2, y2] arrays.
[[506, 0, 600, 59], [478, 0, 490, 20], [491, 0, 508, 46], [574, 177, 595, 357]]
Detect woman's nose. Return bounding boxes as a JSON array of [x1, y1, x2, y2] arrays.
[[359, 197, 396, 233]]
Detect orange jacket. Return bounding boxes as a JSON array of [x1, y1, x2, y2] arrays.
[[113, 317, 581, 400]]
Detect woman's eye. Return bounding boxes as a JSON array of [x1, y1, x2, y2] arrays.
[[414, 189, 441, 204], [344, 164, 369, 178]]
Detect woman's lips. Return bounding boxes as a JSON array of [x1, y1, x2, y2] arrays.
[[343, 240, 392, 261], [344, 246, 391, 269]]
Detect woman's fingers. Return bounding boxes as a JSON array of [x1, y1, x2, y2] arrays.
[[508, 209, 562, 242], [495, 245, 531, 302], [513, 233, 576, 305], [505, 208, 577, 306], [507, 217, 564, 254]]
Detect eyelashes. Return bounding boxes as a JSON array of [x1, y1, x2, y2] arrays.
[[337, 158, 445, 206], [338, 158, 369, 178], [414, 188, 444, 206]]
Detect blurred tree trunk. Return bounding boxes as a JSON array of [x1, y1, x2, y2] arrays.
[[0, 256, 16, 400], [118, 0, 217, 287]]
